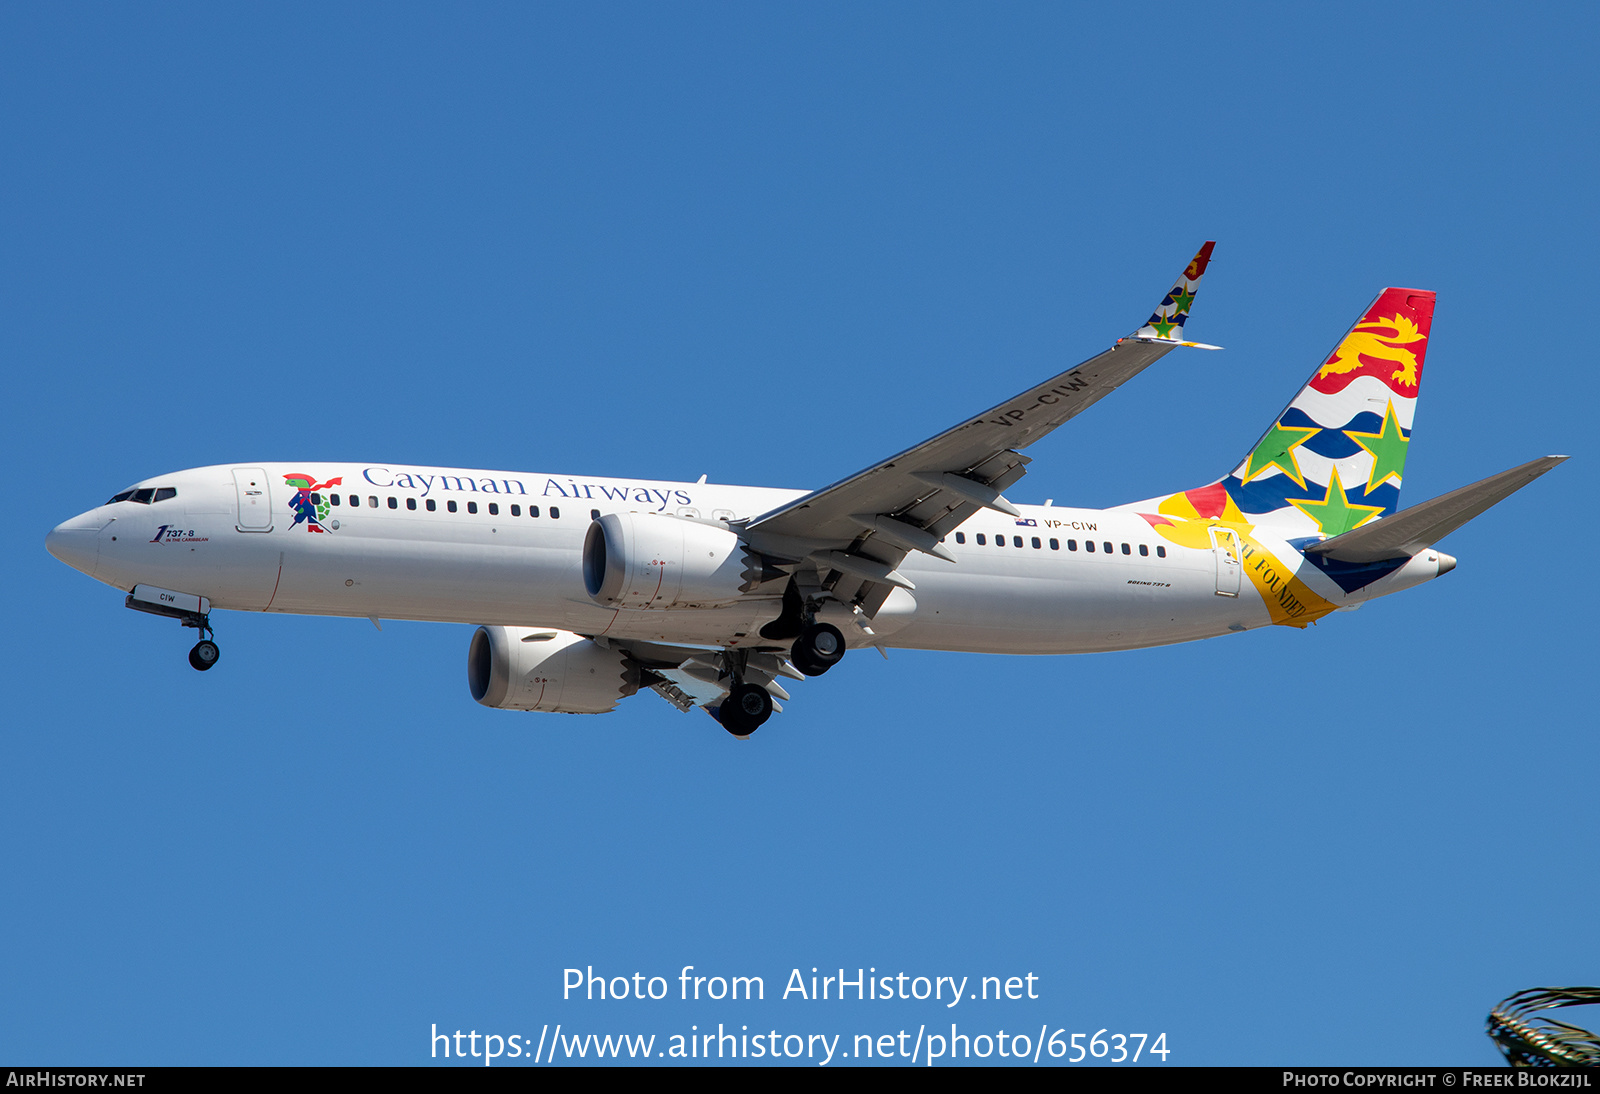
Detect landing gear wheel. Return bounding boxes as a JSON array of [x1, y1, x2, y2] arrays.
[[188, 640, 220, 672], [791, 622, 846, 677], [717, 683, 773, 736]]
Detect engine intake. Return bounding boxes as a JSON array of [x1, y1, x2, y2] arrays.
[[467, 626, 640, 713], [583, 511, 753, 609]]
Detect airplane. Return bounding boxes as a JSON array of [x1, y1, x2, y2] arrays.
[[45, 243, 1566, 737]]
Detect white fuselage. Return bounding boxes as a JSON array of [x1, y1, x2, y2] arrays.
[[46, 461, 1450, 655]]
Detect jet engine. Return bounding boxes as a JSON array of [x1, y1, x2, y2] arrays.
[[467, 626, 640, 713], [583, 511, 755, 610]]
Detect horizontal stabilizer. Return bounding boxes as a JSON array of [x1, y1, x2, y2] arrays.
[[1304, 455, 1567, 563]]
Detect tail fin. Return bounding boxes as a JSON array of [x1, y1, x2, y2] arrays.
[[1219, 287, 1437, 534]]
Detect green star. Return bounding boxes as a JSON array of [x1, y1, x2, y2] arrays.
[[1150, 313, 1178, 338], [1243, 421, 1319, 485], [1344, 401, 1410, 490], [1171, 286, 1195, 314], [1290, 468, 1385, 537]]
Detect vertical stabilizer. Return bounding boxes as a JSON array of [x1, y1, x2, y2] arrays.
[[1223, 287, 1436, 532]]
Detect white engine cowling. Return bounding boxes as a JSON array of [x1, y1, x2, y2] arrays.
[[467, 626, 640, 713], [583, 511, 751, 609]]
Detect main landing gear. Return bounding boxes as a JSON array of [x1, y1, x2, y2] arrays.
[[715, 592, 850, 737], [709, 646, 783, 738], [715, 683, 774, 737], [759, 582, 849, 678], [791, 621, 845, 677]]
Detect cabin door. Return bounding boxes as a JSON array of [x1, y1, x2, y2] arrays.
[[1209, 526, 1241, 597], [233, 468, 274, 532]]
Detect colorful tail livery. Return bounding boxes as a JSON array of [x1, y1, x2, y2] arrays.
[[1125, 288, 1439, 626], [1223, 287, 1436, 533], [1131, 240, 1221, 347]]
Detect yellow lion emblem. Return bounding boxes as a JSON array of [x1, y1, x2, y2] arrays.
[[1318, 313, 1426, 388]]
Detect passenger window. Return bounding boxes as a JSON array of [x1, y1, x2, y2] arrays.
[[1032, 537, 1041, 549], [154, 487, 177, 502], [1049, 538, 1059, 550], [955, 532, 965, 544], [488, 503, 499, 515], [592, 509, 601, 520], [550, 507, 560, 519], [309, 492, 321, 505], [426, 499, 436, 512], [1121, 542, 1130, 555], [995, 535, 1004, 547], [1156, 545, 1167, 558], [529, 506, 540, 518], [976, 533, 986, 545], [1103, 541, 1113, 553], [467, 501, 479, 514], [1068, 539, 1077, 551], [406, 498, 417, 511], [1086, 540, 1095, 552], [131, 488, 154, 504], [1139, 544, 1149, 556], [388, 497, 398, 509], [447, 500, 458, 513], [1014, 536, 1023, 548], [510, 504, 521, 517], [368, 496, 379, 508], [330, 494, 341, 506]]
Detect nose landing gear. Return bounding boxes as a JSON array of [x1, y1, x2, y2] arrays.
[[188, 638, 221, 672], [124, 585, 221, 672]]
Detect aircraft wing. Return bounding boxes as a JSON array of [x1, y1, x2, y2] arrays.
[[1304, 454, 1568, 564], [739, 242, 1220, 618]]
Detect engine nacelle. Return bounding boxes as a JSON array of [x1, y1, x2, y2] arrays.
[[467, 626, 640, 713], [583, 511, 751, 609]]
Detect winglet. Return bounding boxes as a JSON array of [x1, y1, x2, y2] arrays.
[[1129, 241, 1221, 349]]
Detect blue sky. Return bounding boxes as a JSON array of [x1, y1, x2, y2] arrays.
[[3, 2, 1595, 1066]]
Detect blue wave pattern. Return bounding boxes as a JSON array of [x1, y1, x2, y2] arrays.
[[1277, 407, 1398, 458], [1233, 406, 1409, 518], [1225, 473, 1400, 520]]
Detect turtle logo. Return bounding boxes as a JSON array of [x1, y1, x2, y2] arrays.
[[283, 473, 342, 532]]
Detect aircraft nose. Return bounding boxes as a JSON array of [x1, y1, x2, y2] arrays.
[[1435, 551, 1457, 576], [46, 516, 106, 577]]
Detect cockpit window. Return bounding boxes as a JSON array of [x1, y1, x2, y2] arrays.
[[108, 486, 176, 504]]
